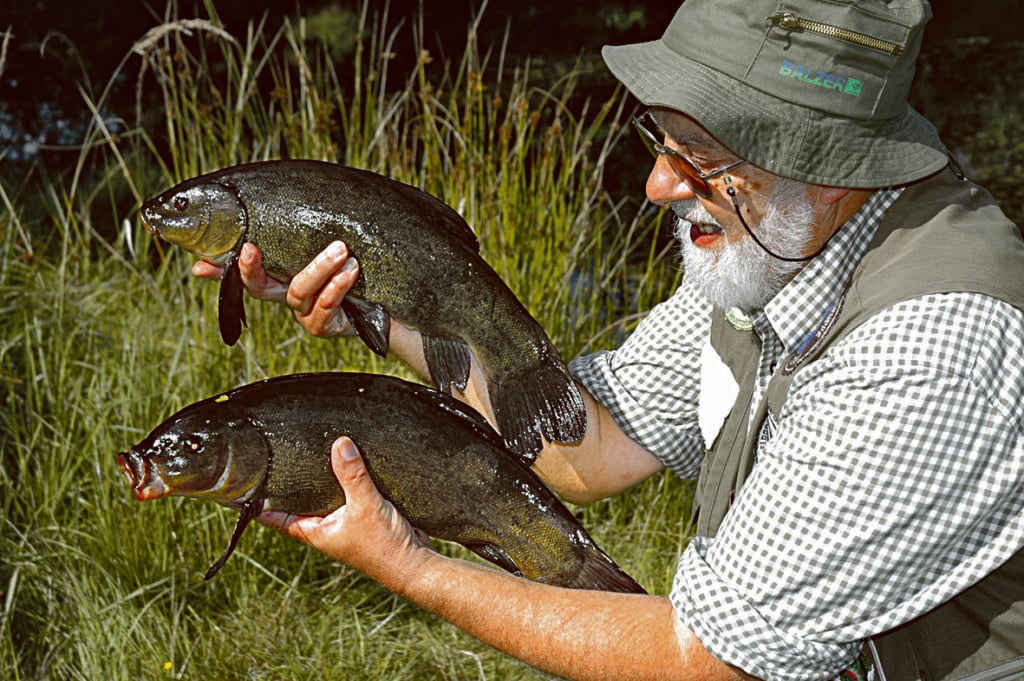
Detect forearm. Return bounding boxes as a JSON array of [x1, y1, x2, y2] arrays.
[[387, 550, 749, 681], [388, 319, 663, 502], [265, 439, 751, 681]]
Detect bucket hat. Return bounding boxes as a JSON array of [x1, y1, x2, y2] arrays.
[[603, 0, 949, 188]]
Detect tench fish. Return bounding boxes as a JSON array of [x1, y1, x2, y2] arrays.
[[138, 160, 586, 460], [117, 372, 643, 593]]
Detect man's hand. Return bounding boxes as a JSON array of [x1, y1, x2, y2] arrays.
[[258, 437, 434, 586], [256, 441, 748, 681], [191, 241, 358, 338]]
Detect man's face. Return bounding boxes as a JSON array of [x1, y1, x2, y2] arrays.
[[644, 110, 821, 311], [673, 177, 815, 312]]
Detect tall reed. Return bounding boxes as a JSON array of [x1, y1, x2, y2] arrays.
[[1, 3, 688, 679]]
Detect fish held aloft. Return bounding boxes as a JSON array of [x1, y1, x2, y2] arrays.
[[117, 372, 643, 593], [138, 160, 586, 461]]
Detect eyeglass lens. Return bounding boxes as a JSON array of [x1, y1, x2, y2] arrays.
[[632, 113, 713, 197]]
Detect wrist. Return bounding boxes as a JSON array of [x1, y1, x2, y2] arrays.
[[374, 542, 448, 601]]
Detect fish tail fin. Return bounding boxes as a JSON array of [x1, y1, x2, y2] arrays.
[[489, 355, 587, 462]]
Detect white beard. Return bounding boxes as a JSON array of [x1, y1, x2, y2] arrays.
[[673, 178, 816, 312]]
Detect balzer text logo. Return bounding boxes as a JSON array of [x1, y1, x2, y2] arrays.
[[778, 60, 863, 96]]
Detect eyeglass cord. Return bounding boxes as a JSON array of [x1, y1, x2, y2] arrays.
[[724, 175, 838, 263]]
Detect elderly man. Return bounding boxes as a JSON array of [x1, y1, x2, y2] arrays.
[[195, 0, 1024, 678]]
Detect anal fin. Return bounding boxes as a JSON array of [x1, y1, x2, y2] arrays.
[[465, 542, 523, 577], [423, 335, 472, 394], [569, 544, 647, 594]]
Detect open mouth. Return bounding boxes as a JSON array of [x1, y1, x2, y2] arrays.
[[689, 221, 724, 248], [117, 450, 168, 501], [137, 207, 158, 237]]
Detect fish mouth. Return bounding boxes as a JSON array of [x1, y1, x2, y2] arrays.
[[137, 206, 157, 237], [138, 200, 225, 259], [136, 199, 167, 239], [117, 450, 169, 501]]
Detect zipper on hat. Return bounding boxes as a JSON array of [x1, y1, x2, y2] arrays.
[[766, 11, 904, 56]]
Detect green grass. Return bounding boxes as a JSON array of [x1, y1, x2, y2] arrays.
[[1, 3, 688, 679]]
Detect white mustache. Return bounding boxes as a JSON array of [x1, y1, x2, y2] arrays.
[[671, 199, 719, 228]]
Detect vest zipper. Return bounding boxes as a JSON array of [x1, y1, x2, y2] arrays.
[[766, 11, 904, 56]]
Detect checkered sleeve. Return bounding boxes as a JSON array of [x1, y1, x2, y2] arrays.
[[569, 283, 711, 478], [672, 293, 1024, 680]]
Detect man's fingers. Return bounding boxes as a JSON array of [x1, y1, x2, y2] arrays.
[[193, 241, 356, 336], [239, 243, 289, 302], [286, 241, 348, 312], [258, 509, 325, 544], [192, 243, 289, 302], [331, 436, 368, 487], [256, 438, 369, 550], [287, 241, 359, 337], [192, 259, 223, 279]]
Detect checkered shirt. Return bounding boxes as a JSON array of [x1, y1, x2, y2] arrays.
[[569, 188, 1024, 680]]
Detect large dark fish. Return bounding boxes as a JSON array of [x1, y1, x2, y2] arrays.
[[138, 160, 586, 460], [117, 372, 643, 593]]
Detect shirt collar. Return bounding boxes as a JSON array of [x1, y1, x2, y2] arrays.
[[757, 187, 904, 353]]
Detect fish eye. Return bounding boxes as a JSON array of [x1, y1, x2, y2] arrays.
[[173, 196, 189, 211], [183, 436, 203, 453]]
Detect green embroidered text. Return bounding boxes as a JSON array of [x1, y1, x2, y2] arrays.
[[779, 60, 862, 95]]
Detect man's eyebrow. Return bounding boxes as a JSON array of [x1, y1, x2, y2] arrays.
[[650, 113, 716, 148], [669, 130, 715, 147]]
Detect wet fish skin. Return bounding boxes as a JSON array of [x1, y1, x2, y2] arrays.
[[139, 160, 586, 460], [117, 372, 644, 593]]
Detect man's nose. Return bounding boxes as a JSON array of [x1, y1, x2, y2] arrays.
[[645, 156, 697, 205]]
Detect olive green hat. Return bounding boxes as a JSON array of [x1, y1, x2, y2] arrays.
[[602, 0, 949, 188]]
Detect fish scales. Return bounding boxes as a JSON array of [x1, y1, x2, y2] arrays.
[[140, 160, 586, 460], [117, 372, 643, 593]]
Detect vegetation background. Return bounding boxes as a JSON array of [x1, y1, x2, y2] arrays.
[[2, 1, 1022, 679]]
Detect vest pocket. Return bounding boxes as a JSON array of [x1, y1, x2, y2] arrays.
[[954, 657, 1024, 681]]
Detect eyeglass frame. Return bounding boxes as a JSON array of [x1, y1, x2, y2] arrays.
[[631, 110, 746, 198], [632, 111, 826, 263]]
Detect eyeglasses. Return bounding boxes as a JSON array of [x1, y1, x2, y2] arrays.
[[631, 110, 746, 198]]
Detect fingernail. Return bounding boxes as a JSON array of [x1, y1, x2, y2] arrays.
[[338, 438, 359, 461], [341, 258, 358, 273], [327, 241, 346, 258]]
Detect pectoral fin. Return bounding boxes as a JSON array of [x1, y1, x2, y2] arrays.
[[204, 496, 262, 580], [341, 298, 391, 357], [218, 248, 247, 346]]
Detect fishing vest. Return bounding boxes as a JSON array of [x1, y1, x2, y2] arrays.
[[694, 167, 1024, 681]]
